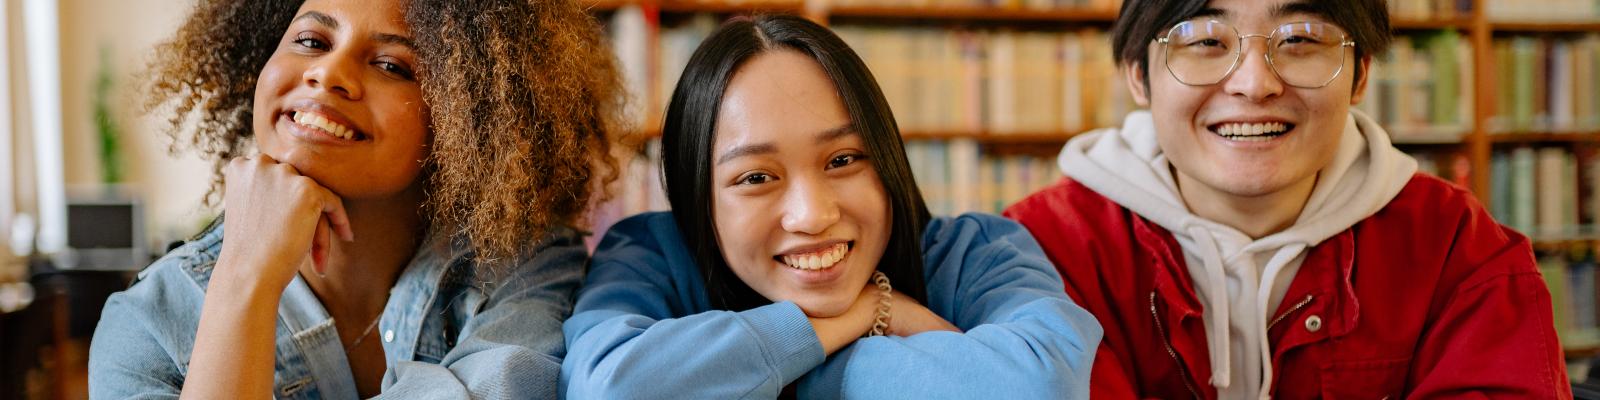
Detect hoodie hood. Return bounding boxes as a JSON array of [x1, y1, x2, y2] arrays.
[[1057, 109, 1417, 399]]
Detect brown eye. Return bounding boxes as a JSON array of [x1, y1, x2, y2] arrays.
[[294, 36, 329, 50], [827, 154, 865, 169], [375, 61, 416, 80], [737, 172, 774, 186]]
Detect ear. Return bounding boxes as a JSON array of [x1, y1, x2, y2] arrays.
[[1123, 63, 1151, 107], [1349, 55, 1372, 105]]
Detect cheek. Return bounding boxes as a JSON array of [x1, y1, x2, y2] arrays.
[[363, 89, 432, 182], [1151, 99, 1206, 129], [712, 188, 768, 266], [252, 55, 298, 155], [849, 171, 892, 250]]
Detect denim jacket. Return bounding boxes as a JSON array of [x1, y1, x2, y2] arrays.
[[88, 220, 585, 399]]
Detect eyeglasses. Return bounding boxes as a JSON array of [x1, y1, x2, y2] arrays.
[[1156, 20, 1356, 88]]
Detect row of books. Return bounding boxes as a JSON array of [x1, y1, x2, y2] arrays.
[[904, 139, 1062, 215], [1486, 0, 1600, 22], [1358, 30, 1474, 140], [832, 26, 1135, 135], [610, 12, 1143, 136], [587, 140, 670, 250], [1388, 0, 1472, 21], [1540, 247, 1600, 351], [1489, 146, 1600, 240], [1489, 35, 1600, 134], [1417, 150, 1477, 189]]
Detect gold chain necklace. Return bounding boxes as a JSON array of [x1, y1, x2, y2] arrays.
[[346, 312, 383, 351]]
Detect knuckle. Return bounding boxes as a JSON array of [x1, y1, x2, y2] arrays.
[[289, 175, 314, 192]]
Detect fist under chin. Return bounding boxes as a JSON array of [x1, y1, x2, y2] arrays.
[[268, 151, 420, 201]]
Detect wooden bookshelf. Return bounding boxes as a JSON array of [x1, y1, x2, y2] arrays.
[[1392, 18, 1473, 30], [636, 130, 1080, 146], [1488, 132, 1600, 143], [1491, 21, 1600, 33], [657, 0, 804, 14], [585, 0, 807, 13], [826, 5, 1116, 23], [585, 0, 1600, 208], [902, 131, 1078, 144], [587, 0, 1600, 362], [1390, 129, 1469, 145], [1567, 344, 1600, 360]]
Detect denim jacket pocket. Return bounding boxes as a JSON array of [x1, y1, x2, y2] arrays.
[[1319, 357, 1412, 399]]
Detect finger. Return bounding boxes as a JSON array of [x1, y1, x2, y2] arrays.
[[312, 216, 330, 275], [309, 184, 355, 242], [224, 156, 250, 181]]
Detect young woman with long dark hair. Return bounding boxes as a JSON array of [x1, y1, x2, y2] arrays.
[[562, 15, 1101, 399]]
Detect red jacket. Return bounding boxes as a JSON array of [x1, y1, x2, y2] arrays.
[[1004, 173, 1570, 399]]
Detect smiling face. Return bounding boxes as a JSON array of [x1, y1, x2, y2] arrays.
[[252, 0, 429, 200], [709, 50, 891, 318], [1129, 0, 1368, 199]]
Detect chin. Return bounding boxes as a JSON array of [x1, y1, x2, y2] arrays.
[[793, 297, 854, 318], [1211, 173, 1302, 198]]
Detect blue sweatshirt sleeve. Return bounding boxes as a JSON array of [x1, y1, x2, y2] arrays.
[[561, 213, 827, 399], [797, 214, 1103, 399]]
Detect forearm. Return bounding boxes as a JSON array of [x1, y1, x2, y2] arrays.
[[563, 304, 825, 398], [808, 312, 873, 355], [180, 266, 285, 400], [800, 299, 1099, 398]]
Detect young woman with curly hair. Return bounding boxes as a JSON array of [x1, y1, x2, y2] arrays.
[[87, 0, 620, 398]]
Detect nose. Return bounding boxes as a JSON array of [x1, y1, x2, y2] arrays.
[[302, 52, 363, 100], [1222, 36, 1284, 102], [779, 174, 841, 236]]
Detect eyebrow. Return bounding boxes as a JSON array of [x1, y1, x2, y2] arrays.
[[371, 33, 417, 50], [714, 123, 857, 166], [294, 11, 339, 29], [293, 11, 416, 50]]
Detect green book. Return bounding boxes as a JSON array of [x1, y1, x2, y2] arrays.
[[1427, 30, 1462, 126], [1540, 255, 1573, 342], [1512, 37, 1538, 131]]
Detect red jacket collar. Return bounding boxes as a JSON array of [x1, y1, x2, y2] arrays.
[[1134, 214, 1364, 392]]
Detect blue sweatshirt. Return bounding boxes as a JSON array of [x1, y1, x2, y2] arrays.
[[561, 211, 1102, 399]]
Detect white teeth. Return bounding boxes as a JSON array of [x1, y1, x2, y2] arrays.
[[292, 111, 356, 140], [780, 243, 849, 271], [1215, 122, 1287, 139]]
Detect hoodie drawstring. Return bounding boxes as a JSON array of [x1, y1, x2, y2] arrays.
[[1186, 224, 1233, 388], [1253, 243, 1308, 399]]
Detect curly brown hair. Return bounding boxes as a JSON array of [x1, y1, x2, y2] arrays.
[[145, 0, 622, 268]]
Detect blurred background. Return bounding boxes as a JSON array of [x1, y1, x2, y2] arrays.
[[6, 0, 1600, 398]]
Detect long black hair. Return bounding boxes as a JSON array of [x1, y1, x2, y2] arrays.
[[660, 14, 932, 312]]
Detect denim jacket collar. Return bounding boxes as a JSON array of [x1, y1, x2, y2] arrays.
[[171, 220, 460, 399]]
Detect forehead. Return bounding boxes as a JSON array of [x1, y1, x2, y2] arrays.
[[713, 50, 852, 149], [1190, 0, 1334, 26], [296, 0, 409, 30]]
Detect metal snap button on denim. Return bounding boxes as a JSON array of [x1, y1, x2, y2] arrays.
[[384, 329, 396, 343], [1304, 315, 1323, 333]]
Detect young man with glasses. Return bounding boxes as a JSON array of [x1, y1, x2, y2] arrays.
[[1005, 0, 1568, 397]]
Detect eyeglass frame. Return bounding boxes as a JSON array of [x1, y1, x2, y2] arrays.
[[1153, 19, 1358, 89]]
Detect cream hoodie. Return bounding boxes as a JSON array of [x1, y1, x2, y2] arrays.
[[1057, 109, 1417, 399]]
